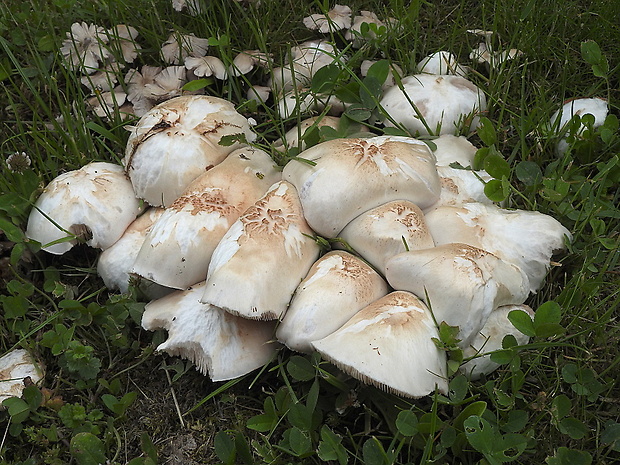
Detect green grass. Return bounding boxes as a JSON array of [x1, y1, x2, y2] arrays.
[[1, 0, 619, 464]]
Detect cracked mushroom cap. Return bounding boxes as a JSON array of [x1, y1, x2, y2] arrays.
[[424, 203, 572, 292], [201, 181, 320, 320], [424, 165, 494, 211], [131, 146, 281, 290], [142, 282, 278, 382], [380, 74, 487, 136], [282, 136, 441, 237], [338, 200, 435, 274], [385, 243, 529, 347], [460, 304, 534, 379], [0, 349, 44, 406], [26, 162, 142, 255], [312, 291, 448, 398], [276, 251, 389, 353], [123, 95, 257, 207]]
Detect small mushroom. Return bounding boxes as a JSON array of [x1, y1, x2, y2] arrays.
[[276, 251, 389, 353], [549, 97, 609, 155], [26, 162, 142, 255], [312, 291, 448, 398], [0, 349, 44, 406], [416, 51, 468, 76], [385, 243, 529, 347], [460, 304, 534, 379], [380, 74, 487, 136], [201, 181, 320, 320], [282, 136, 441, 237], [142, 283, 279, 381], [123, 95, 257, 207]]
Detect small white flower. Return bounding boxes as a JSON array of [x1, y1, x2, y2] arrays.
[[230, 50, 272, 76], [6, 152, 31, 173], [185, 56, 228, 79], [107, 25, 141, 64], [161, 33, 210, 65], [60, 22, 110, 74], [303, 4, 352, 33], [143, 66, 187, 101]]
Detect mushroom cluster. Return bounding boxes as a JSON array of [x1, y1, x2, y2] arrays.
[[26, 91, 572, 399]]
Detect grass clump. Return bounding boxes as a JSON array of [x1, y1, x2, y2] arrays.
[[1, 0, 619, 464]]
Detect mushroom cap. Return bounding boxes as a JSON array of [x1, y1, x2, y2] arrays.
[[385, 243, 529, 346], [142, 283, 278, 382], [123, 95, 257, 207], [282, 136, 441, 237], [380, 74, 487, 136], [97, 207, 165, 294], [416, 51, 468, 76], [460, 304, 534, 379], [0, 349, 44, 406], [338, 200, 435, 273], [312, 291, 448, 398], [424, 203, 572, 292], [276, 251, 389, 353], [431, 134, 478, 167], [131, 146, 281, 290], [26, 162, 142, 254], [424, 165, 493, 211], [549, 97, 608, 154], [201, 181, 320, 320]]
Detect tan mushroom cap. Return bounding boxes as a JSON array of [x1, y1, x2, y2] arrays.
[[276, 251, 389, 353], [26, 162, 142, 255], [338, 200, 435, 274], [0, 349, 44, 406], [460, 304, 534, 380], [424, 203, 572, 293], [142, 283, 278, 382], [282, 136, 441, 237], [385, 243, 529, 347], [123, 95, 257, 207], [380, 74, 487, 136], [131, 147, 281, 290], [201, 181, 320, 320], [312, 291, 448, 398]]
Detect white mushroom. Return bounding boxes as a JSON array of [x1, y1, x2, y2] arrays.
[[282, 136, 441, 237], [423, 203, 572, 293], [431, 134, 478, 167], [26, 162, 142, 255], [425, 165, 494, 210], [338, 200, 435, 274], [385, 243, 529, 347], [549, 97, 609, 155], [312, 291, 448, 398], [131, 147, 281, 290], [276, 251, 389, 353], [460, 304, 534, 379], [380, 74, 487, 136], [142, 283, 279, 382], [416, 51, 468, 77], [201, 181, 320, 320], [0, 349, 44, 406], [303, 4, 352, 33], [123, 95, 257, 207]]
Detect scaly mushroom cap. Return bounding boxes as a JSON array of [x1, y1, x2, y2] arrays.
[[26, 162, 142, 255], [131, 147, 281, 290], [425, 165, 493, 211], [123, 95, 257, 207], [380, 74, 487, 136], [424, 203, 572, 292], [312, 291, 448, 398], [0, 349, 44, 406], [338, 200, 435, 274], [276, 251, 389, 353], [201, 181, 320, 320], [97, 207, 166, 295], [282, 136, 441, 237], [142, 283, 278, 382], [385, 243, 529, 347], [460, 304, 534, 380]]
